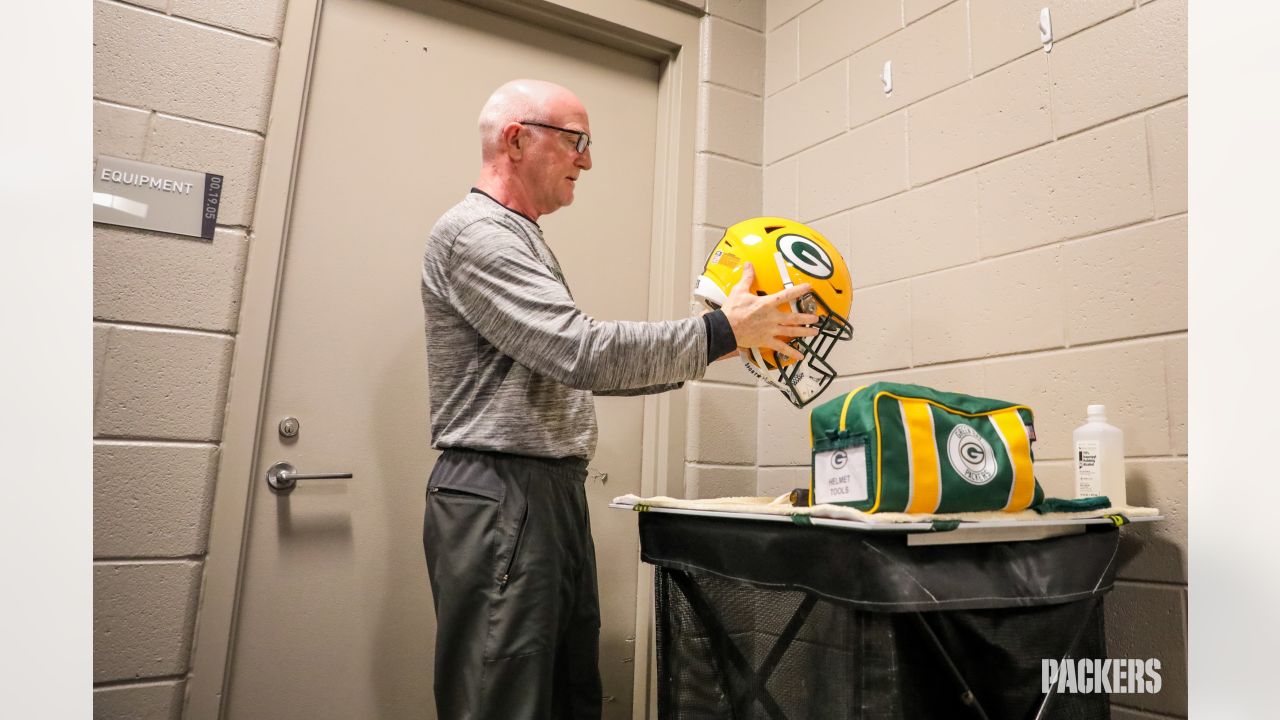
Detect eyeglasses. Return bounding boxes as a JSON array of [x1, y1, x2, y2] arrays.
[[519, 121, 592, 154]]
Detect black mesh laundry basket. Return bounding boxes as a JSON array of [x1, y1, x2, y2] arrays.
[[640, 512, 1119, 720]]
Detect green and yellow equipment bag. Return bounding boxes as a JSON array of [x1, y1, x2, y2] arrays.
[[808, 382, 1044, 513]]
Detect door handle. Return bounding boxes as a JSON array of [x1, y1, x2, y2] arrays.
[[267, 461, 354, 493]]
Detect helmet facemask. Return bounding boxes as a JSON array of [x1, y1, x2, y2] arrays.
[[741, 289, 853, 408]]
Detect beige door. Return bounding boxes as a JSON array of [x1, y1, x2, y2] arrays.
[[223, 0, 660, 717]]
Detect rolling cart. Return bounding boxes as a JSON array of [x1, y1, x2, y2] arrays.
[[617, 503, 1157, 720]]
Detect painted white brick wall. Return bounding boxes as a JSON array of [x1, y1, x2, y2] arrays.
[[904, 0, 950, 24], [707, 0, 764, 30], [908, 51, 1052, 184], [695, 154, 763, 228], [911, 244, 1067, 363], [1148, 100, 1188, 218], [1165, 336, 1187, 454], [797, 112, 908, 219], [94, 561, 202, 682], [700, 84, 765, 164], [765, 0, 821, 32], [826, 279, 911, 375], [93, 680, 184, 720], [758, 1, 1187, 714], [93, 226, 249, 331], [762, 155, 799, 218], [1063, 217, 1187, 344], [845, 1, 968, 130], [94, 1, 279, 132], [974, 117, 1153, 257], [94, 442, 218, 558], [1049, 0, 1187, 137], [688, 383, 760, 464], [764, 17, 798, 95], [764, 61, 845, 162], [847, 172, 981, 285], [686, 0, 766, 499], [969, 0, 1131, 76], [796, 0, 899, 79], [92, 324, 235, 441], [92, 0, 285, 709], [702, 16, 766, 95], [168, 0, 288, 38]]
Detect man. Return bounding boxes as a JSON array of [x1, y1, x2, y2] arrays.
[[420, 79, 818, 719]]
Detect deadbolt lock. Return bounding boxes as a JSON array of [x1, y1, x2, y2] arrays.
[[279, 416, 301, 438]]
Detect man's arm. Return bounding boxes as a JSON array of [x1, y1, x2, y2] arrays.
[[449, 221, 819, 392], [450, 221, 708, 391], [594, 309, 737, 395]]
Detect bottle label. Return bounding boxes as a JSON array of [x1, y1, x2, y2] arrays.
[[1075, 441, 1101, 497]]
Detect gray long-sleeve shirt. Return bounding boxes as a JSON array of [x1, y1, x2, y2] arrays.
[[421, 191, 711, 460]]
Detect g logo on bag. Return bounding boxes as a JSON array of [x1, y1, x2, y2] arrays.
[[947, 425, 997, 485], [831, 450, 848, 470], [778, 235, 834, 279]]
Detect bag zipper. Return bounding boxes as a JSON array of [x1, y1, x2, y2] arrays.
[[838, 385, 868, 432]]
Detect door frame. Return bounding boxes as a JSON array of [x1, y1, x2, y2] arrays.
[[185, 0, 703, 718]]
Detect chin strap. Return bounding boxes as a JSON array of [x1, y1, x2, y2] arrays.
[[740, 349, 830, 408], [741, 350, 803, 406], [699, 263, 834, 408], [790, 372, 824, 404]]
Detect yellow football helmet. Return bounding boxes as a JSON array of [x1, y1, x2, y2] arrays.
[[694, 217, 854, 408]]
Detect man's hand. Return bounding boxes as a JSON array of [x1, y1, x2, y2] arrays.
[[721, 262, 819, 362]]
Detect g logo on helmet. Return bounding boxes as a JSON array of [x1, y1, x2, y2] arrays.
[[947, 425, 997, 485], [778, 234, 834, 279]]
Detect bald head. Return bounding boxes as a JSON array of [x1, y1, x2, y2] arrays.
[[473, 79, 592, 220], [478, 79, 584, 161]]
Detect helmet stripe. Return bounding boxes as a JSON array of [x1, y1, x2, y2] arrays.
[[772, 251, 793, 288]]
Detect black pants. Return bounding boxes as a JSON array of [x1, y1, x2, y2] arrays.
[[423, 448, 602, 720]]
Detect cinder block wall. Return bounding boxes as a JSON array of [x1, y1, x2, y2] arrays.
[[757, 0, 1187, 716], [92, 0, 285, 716], [685, 0, 768, 498]]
